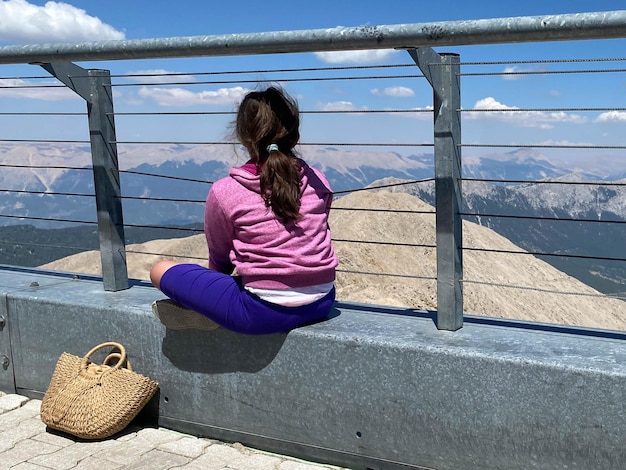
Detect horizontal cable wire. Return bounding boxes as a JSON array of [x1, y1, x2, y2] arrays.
[[122, 223, 202, 233], [32, 57, 625, 81], [0, 189, 94, 198], [331, 207, 435, 214], [118, 168, 213, 185], [462, 212, 626, 225], [0, 138, 90, 144], [460, 57, 626, 65], [463, 178, 626, 187], [464, 246, 626, 263], [460, 107, 626, 112], [0, 163, 92, 171], [108, 74, 424, 87], [336, 268, 436, 281], [0, 214, 96, 225], [333, 238, 436, 249], [460, 68, 626, 77], [110, 140, 434, 147], [120, 195, 205, 204], [461, 278, 626, 300], [111, 109, 432, 116], [2, 56, 619, 79], [0, 239, 95, 252], [0, 84, 65, 89], [0, 63, 417, 83], [111, 63, 416, 79], [123, 248, 206, 261], [0, 112, 86, 116], [333, 177, 435, 195], [461, 143, 626, 149], [1, 75, 61, 80]]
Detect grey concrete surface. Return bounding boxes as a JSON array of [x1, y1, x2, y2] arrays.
[[0, 392, 346, 470]]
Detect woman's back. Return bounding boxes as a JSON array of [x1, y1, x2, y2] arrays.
[[206, 159, 337, 289]]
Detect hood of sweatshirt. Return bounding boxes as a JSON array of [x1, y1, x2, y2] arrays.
[[228, 158, 313, 196]]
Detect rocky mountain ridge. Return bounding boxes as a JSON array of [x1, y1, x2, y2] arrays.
[[2, 143, 625, 298], [2, 143, 624, 227], [40, 190, 626, 331]]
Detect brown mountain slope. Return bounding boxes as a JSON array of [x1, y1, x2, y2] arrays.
[[40, 190, 626, 330]]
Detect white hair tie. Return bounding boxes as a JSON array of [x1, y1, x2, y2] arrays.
[[266, 143, 279, 153]]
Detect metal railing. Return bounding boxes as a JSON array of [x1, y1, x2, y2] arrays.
[[1, 11, 626, 330]]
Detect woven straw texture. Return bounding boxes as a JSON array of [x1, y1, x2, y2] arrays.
[[40, 342, 159, 440]]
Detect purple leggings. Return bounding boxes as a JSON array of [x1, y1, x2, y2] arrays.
[[159, 264, 335, 335]]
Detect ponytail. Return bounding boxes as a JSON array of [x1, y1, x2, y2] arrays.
[[235, 86, 302, 222], [260, 145, 301, 221]]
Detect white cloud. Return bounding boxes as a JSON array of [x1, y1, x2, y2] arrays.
[[501, 66, 525, 81], [537, 139, 594, 147], [465, 97, 588, 129], [501, 65, 545, 81], [594, 111, 626, 122], [124, 70, 197, 84], [314, 49, 397, 64], [137, 86, 249, 107], [371, 86, 415, 97], [316, 101, 367, 112], [0, 77, 78, 100], [0, 0, 125, 43], [472, 97, 517, 112], [399, 105, 433, 120]]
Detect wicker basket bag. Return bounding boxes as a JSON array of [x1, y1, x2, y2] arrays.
[[41, 342, 159, 439]]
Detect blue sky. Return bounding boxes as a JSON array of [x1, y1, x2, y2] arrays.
[[0, 0, 625, 165]]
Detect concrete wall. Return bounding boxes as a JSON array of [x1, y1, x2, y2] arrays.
[[1, 266, 625, 470]]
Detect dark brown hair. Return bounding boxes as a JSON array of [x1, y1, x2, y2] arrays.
[[235, 86, 302, 221]]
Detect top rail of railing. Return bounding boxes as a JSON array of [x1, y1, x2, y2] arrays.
[[0, 11, 625, 64]]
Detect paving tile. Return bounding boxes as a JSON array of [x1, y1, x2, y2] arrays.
[[22, 400, 41, 414], [91, 435, 158, 465], [0, 394, 29, 414], [70, 456, 126, 470], [112, 427, 140, 442], [0, 417, 47, 449], [120, 448, 191, 469], [28, 441, 103, 470], [158, 436, 212, 458], [1, 397, 344, 470], [7, 463, 52, 470], [70, 437, 123, 453], [0, 438, 60, 470], [279, 461, 336, 470], [134, 427, 183, 446], [31, 430, 75, 448], [177, 444, 248, 470], [0, 406, 41, 433], [226, 452, 284, 469]]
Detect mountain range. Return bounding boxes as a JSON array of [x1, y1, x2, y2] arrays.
[[40, 189, 626, 331], [385, 174, 626, 298], [1, 143, 625, 298], [1, 142, 624, 226]]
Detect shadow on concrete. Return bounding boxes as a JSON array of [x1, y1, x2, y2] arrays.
[[160, 306, 343, 374], [162, 328, 287, 374]]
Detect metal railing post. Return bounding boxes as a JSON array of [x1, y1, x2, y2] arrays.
[[409, 48, 463, 331], [39, 62, 128, 291], [0, 297, 16, 393]]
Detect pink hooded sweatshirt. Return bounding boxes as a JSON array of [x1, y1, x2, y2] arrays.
[[205, 159, 338, 289]]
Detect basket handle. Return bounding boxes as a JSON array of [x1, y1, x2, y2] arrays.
[[80, 342, 127, 371], [103, 351, 133, 371]]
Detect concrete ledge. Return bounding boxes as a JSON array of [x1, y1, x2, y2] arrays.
[[0, 266, 625, 469]]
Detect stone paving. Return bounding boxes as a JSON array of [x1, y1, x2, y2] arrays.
[[0, 392, 347, 470]]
